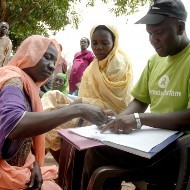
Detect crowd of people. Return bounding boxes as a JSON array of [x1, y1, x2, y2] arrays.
[[0, 0, 190, 189]]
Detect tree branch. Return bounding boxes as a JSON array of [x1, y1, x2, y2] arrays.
[[1, 0, 6, 21], [9, 3, 35, 25]]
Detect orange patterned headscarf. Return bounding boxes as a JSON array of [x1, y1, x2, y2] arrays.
[[0, 35, 61, 166]]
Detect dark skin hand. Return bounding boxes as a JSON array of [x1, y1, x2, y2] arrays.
[[70, 100, 116, 116], [101, 99, 190, 134], [101, 99, 147, 133], [101, 114, 136, 134], [27, 160, 43, 190]]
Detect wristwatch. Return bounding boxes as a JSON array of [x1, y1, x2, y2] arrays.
[[134, 113, 142, 129]]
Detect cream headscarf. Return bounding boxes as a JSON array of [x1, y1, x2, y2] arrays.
[[78, 24, 133, 113], [0, 35, 61, 166]]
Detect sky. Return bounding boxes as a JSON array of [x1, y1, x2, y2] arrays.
[[51, 0, 190, 83]]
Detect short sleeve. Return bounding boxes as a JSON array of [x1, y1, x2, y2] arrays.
[[0, 84, 27, 156]]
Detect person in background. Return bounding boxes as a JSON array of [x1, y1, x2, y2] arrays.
[[80, 0, 190, 190], [0, 35, 107, 190], [40, 72, 69, 98], [0, 21, 12, 67], [52, 72, 69, 95], [69, 37, 94, 95], [41, 72, 70, 158], [54, 44, 67, 75]]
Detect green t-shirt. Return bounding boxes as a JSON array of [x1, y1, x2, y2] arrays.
[[131, 44, 190, 113]]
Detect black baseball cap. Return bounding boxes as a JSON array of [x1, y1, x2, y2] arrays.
[[135, 0, 187, 24]]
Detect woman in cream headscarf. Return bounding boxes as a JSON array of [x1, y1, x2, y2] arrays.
[[78, 24, 133, 114]]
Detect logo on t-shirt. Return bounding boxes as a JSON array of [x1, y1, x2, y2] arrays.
[[149, 74, 181, 97], [158, 75, 169, 89]]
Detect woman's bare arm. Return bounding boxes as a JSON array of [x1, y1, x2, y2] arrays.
[[8, 104, 107, 139]]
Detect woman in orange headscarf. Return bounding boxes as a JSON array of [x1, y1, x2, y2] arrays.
[[0, 35, 107, 190]]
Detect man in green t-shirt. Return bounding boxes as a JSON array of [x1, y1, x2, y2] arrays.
[[80, 0, 190, 189]]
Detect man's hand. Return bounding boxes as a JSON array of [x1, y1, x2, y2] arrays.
[[27, 160, 43, 190], [101, 114, 136, 134]]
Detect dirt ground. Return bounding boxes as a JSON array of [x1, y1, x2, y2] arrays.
[[44, 152, 58, 166]]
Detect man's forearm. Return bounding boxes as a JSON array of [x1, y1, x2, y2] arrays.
[[139, 109, 190, 131], [119, 98, 148, 115]]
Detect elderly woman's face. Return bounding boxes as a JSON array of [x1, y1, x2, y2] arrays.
[[91, 29, 114, 61], [24, 43, 58, 82]]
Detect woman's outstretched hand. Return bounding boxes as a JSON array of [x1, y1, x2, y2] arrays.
[[79, 104, 108, 126]]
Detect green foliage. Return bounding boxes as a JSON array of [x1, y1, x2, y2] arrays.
[[0, 0, 151, 51], [110, 0, 151, 16], [85, 0, 152, 16]]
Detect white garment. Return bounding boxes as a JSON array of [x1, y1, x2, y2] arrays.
[[0, 35, 12, 66]]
